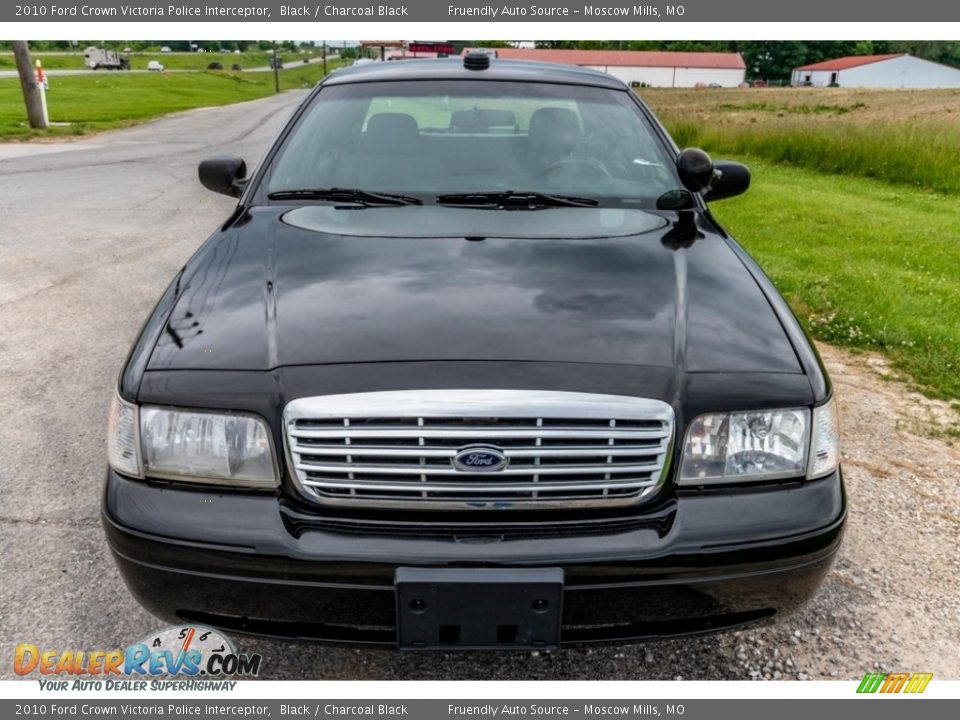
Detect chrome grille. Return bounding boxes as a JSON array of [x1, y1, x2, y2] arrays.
[[284, 390, 674, 510]]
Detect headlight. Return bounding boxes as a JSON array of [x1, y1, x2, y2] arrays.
[[107, 392, 143, 478], [808, 396, 841, 478], [679, 407, 810, 484], [139, 406, 278, 488]]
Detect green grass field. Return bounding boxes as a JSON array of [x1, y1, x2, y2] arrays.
[[644, 87, 960, 194], [0, 60, 345, 138], [640, 88, 960, 400], [708, 159, 960, 400]]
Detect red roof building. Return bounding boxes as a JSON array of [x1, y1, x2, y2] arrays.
[[464, 47, 745, 70], [461, 47, 746, 87], [793, 54, 903, 71], [791, 53, 960, 88]]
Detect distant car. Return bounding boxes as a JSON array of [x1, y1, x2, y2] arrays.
[[752, 80, 768, 88], [123, 47, 132, 53], [160, 47, 172, 53], [231, 64, 242, 71], [207, 62, 223, 71], [147, 61, 164, 72], [738, 82, 750, 88], [269, 57, 284, 69], [708, 82, 722, 88], [234, 49, 242, 54], [196, 48, 206, 53], [694, 82, 707, 89]]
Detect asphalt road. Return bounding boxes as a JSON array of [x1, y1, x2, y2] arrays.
[[0, 92, 305, 678], [1, 93, 955, 682]]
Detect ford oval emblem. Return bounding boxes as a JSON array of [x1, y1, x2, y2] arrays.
[[452, 445, 508, 473]]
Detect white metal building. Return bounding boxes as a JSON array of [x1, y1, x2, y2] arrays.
[[791, 53, 960, 88], [462, 48, 746, 88]]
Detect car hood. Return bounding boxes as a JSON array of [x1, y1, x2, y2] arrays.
[[146, 206, 801, 374]]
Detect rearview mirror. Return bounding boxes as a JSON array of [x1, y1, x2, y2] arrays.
[[703, 161, 751, 202], [655, 189, 695, 211], [198, 156, 247, 198]]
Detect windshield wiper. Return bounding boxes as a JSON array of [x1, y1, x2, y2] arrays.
[[268, 188, 422, 206], [436, 191, 599, 209]]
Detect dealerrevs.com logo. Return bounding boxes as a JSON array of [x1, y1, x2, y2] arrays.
[[14, 625, 262, 690]]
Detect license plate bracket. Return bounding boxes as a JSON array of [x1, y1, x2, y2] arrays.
[[395, 567, 563, 650]]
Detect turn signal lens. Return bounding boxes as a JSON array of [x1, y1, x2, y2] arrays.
[[808, 397, 841, 479], [107, 391, 142, 478]]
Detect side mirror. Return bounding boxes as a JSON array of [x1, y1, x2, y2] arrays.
[[676, 147, 716, 193], [703, 161, 751, 202], [198, 156, 247, 198]]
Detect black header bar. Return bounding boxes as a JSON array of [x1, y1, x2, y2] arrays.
[[6, 1, 958, 23]]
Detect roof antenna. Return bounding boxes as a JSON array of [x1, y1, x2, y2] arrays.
[[463, 52, 491, 71]]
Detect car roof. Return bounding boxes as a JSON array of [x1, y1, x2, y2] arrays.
[[321, 58, 628, 90]]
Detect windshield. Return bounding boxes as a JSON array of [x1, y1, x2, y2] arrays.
[[265, 80, 678, 208]]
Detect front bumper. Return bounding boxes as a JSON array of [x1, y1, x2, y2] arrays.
[[103, 468, 845, 647]]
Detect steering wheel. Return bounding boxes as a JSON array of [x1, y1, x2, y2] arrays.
[[541, 156, 613, 179]]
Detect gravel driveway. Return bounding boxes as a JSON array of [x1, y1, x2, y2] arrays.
[[1, 94, 957, 681]]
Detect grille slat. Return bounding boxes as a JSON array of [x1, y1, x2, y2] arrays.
[[289, 427, 665, 440], [284, 390, 674, 511], [300, 478, 655, 493], [292, 445, 662, 459], [297, 462, 661, 476]]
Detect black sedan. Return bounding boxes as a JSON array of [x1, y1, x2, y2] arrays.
[[104, 54, 844, 650]]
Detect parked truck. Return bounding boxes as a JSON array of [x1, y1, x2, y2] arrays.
[[84, 47, 131, 71]]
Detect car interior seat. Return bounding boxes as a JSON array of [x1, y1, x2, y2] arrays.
[[336, 112, 445, 188], [526, 107, 583, 172]]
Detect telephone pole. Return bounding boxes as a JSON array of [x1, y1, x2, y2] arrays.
[[272, 41, 280, 93], [13, 41, 47, 130]]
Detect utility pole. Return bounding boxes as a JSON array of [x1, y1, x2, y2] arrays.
[[272, 41, 280, 93], [322, 41, 327, 76], [13, 41, 47, 130]]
